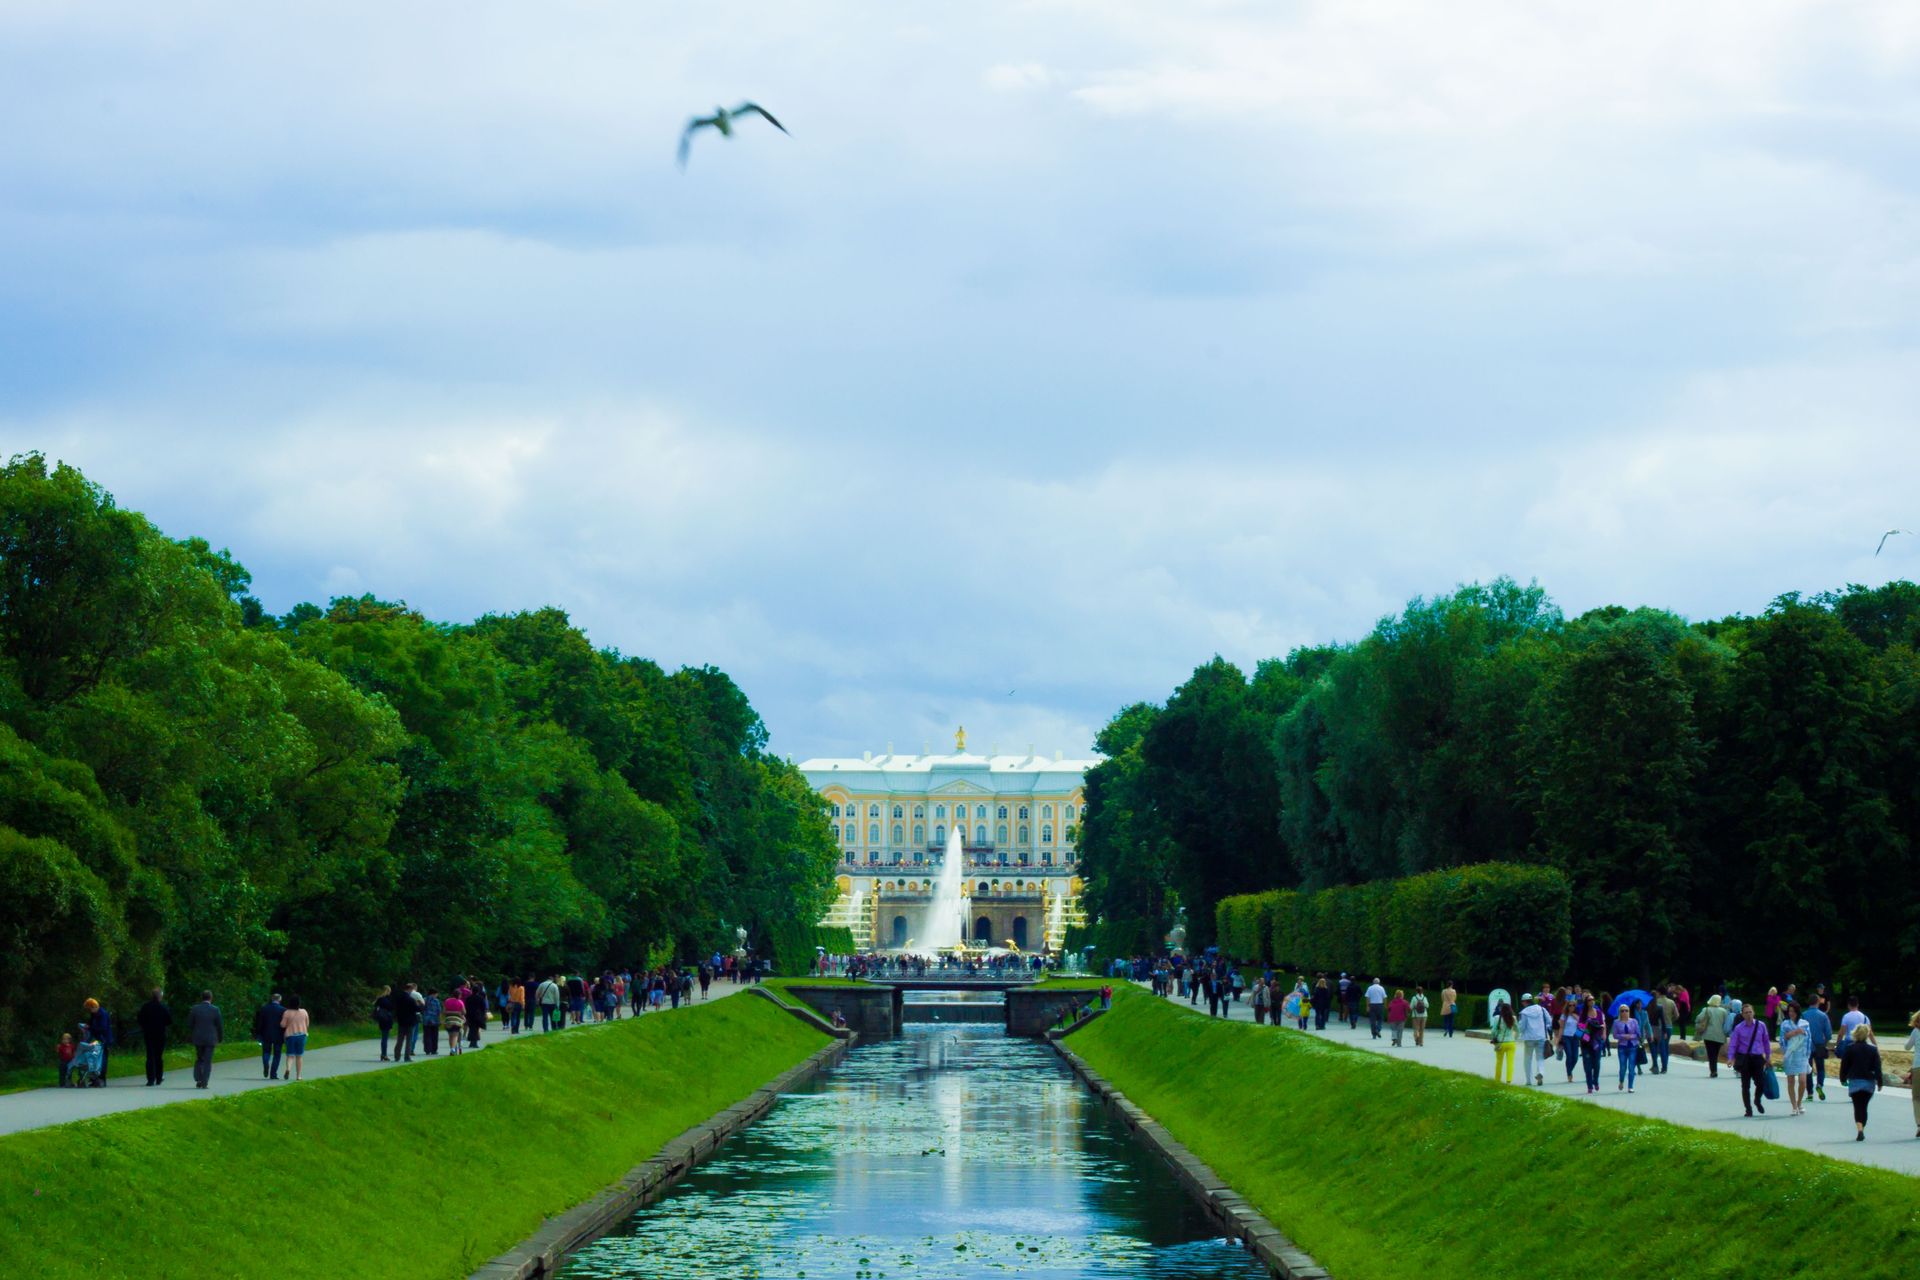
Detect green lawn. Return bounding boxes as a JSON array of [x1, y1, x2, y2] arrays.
[[1068, 990, 1920, 1279], [2, 996, 826, 1280], [0, 1021, 377, 1096]]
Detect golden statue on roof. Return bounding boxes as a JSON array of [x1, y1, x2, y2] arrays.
[[955, 725, 967, 752]]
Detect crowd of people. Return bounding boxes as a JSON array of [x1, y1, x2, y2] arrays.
[[57, 953, 769, 1090], [1121, 955, 1920, 1143], [825, 952, 1055, 979]]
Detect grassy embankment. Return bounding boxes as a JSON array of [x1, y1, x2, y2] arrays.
[[1, 995, 825, 1280], [0, 1021, 378, 1096], [1068, 990, 1920, 1279]]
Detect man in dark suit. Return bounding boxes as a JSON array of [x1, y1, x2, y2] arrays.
[[188, 991, 223, 1089], [253, 993, 287, 1079], [136, 988, 172, 1085]]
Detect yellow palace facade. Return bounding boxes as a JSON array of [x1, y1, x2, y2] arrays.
[[800, 730, 1098, 952]]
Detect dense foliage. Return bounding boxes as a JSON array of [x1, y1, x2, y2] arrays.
[[0, 455, 838, 1063], [1081, 576, 1920, 990], [1217, 863, 1572, 983]]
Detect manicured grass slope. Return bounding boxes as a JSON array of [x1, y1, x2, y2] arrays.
[[1, 997, 825, 1280], [1069, 992, 1919, 1280]]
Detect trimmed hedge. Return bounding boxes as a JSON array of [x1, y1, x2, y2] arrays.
[[1215, 863, 1570, 984], [767, 923, 858, 975]]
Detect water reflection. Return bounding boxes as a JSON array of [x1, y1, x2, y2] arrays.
[[559, 1025, 1266, 1279]]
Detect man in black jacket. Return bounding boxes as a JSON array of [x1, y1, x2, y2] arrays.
[[253, 993, 287, 1079], [394, 982, 421, 1062], [137, 989, 172, 1086]]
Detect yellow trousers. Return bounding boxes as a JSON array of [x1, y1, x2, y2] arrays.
[[1493, 1040, 1516, 1083]]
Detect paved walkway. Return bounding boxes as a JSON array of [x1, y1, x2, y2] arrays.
[[0, 981, 753, 1138], [1144, 983, 1920, 1176]]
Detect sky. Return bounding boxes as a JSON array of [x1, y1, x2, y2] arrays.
[[4, 1, 1919, 759]]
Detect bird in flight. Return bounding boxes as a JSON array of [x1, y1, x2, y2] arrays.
[[1876, 529, 1912, 556], [678, 102, 788, 169]]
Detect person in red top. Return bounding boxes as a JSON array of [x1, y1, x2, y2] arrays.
[[56, 1034, 76, 1087], [1387, 991, 1411, 1047]]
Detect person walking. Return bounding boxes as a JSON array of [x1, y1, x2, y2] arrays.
[[280, 997, 310, 1081], [536, 974, 560, 1032], [1252, 977, 1271, 1025], [1697, 995, 1731, 1078], [1365, 978, 1387, 1040], [1491, 1001, 1517, 1084], [506, 979, 525, 1035], [1440, 981, 1458, 1038], [1560, 1000, 1584, 1084], [252, 992, 287, 1080], [466, 981, 488, 1049], [136, 988, 171, 1086], [1310, 978, 1331, 1031], [1410, 986, 1429, 1047], [394, 982, 421, 1062], [188, 991, 223, 1090], [1805, 996, 1834, 1102], [1580, 999, 1606, 1094], [1837, 1023, 1883, 1141], [1729, 1002, 1772, 1117], [1387, 990, 1410, 1047], [1903, 1011, 1920, 1139], [82, 998, 114, 1085], [1839, 995, 1874, 1044], [1647, 995, 1671, 1075], [441, 992, 466, 1054], [422, 988, 443, 1055], [1612, 1000, 1641, 1092], [1779, 1001, 1812, 1116], [1518, 993, 1552, 1086], [373, 985, 395, 1061]]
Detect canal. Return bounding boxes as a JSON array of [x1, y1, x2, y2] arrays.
[[556, 1024, 1269, 1279]]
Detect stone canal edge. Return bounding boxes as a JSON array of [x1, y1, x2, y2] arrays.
[[470, 1033, 857, 1280], [1049, 1036, 1333, 1280]]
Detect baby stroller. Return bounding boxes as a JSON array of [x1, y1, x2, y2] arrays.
[[70, 1028, 105, 1088]]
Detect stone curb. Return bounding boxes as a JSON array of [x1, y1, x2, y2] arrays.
[[746, 984, 854, 1038], [471, 1033, 855, 1280], [1049, 1037, 1332, 1280]]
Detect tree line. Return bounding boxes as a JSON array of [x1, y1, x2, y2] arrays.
[[0, 455, 838, 1064], [1080, 576, 1920, 992]]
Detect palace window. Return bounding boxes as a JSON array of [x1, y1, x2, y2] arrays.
[[975, 824, 987, 845], [1019, 806, 1029, 820], [844, 826, 855, 844], [891, 851, 902, 864], [869, 824, 880, 843], [913, 824, 924, 843], [976, 804, 988, 819], [1042, 825, 1053, 843], [869, 804, 881, 818], [914, 805, 924, 819], [868, 851, 879, 864], [845, 852, 857, 864], [1065, 805, 1076, 820], [913, 851, 924, 864], [978, 882, 990, 894], [934, 824, 945, 844], [997, 805, 1008, 820], [1041, 852, 1052, 865], [997, 823, 1008, 844], [934, 804, 946, 819], [892, 824, 904, 844], [1019, 825, 1029, 842], [893, 805, 904, 819], [1043, 804, 1054, 818]]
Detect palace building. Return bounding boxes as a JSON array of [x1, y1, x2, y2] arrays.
[[801, 729, 1099, 953]]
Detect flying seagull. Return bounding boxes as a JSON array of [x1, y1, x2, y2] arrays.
[[1876, 529, 1913, 556], [677, 101, 788, 169]]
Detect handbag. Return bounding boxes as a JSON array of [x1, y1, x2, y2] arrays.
[[1635, 1043, 1647, 1066], [1761, 1062, 1781, 1100]]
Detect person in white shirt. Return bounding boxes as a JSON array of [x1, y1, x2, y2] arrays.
[[1517, 992, 1554, 1086], [1364, 979, 1388, 1039]]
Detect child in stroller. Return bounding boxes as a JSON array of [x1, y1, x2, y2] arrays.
[[69, 1026, 106, 1088]]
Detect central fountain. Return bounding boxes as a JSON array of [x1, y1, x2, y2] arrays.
[[915, 825, 967, 952]]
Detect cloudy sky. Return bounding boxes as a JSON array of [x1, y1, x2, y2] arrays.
[[4, 2, 1918, 758]]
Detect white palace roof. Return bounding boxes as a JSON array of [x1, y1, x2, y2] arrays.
[[798, 749, 1100, 797]]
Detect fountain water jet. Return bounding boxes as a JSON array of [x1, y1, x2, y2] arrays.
[[915, 826, 967, 951]]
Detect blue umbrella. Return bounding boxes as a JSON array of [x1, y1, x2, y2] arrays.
[[1609, 988, 1652, 1017]]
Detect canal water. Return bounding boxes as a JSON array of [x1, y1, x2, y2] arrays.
[[557, 1025, 1268, 1279]]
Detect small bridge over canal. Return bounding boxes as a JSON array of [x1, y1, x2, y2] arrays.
[[779, 980, 1097, 1038]]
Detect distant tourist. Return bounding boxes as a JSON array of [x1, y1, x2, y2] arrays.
[[1311, 978, 1331, 1030], [1839, 995, 1873, 1044], [1518, 994, 1552, 1086], [1612, 1001, 1641, 1093], [1838, 1023, 1883, 1141], [253, 992, 287, 1080], [1252, 978, 1271, 1025], [1728, 1002, 1771, 1117], [423, 988, 443, 1055], [1904, 1012, 1920, 1139], [1490, 1001, 1517, 1083], [1696, 995, 1731, 1078], [1559, 1000, 1583, 1084], [442, 993, 467, 1054], [1440, 981, 1458, 1038], [373, 985, 396, 1061], [82, 998, 114, 1083], [466, 980, 488, 1049], [1409, 986, 1428, 1046], [56, 1034, 76, 1087], [1806, 995, 1834, 1102], [188, 990, 223, 1090], [137, 987, 171, 1086], [1365, 978, 1387, 1040], [536, 975, 560, 1031], [1386, 990, 1409, 1047], [281, 997, 310, 1081], [1579, 999, 1606, 1093], [505, 979, 525, 1035], [1779, 1001, 1812, 1115]]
